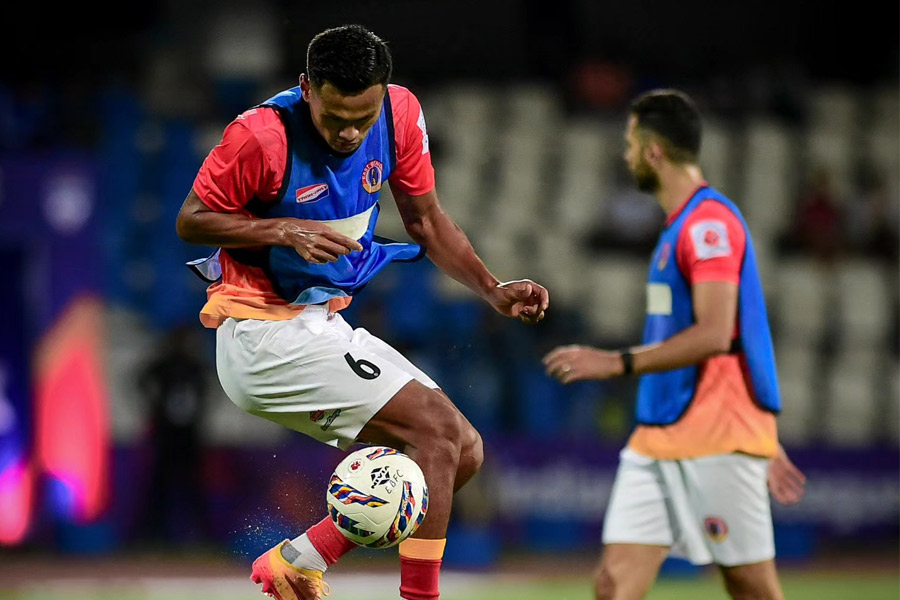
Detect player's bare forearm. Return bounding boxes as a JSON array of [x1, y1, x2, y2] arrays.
[[546, 281, 735, 382], [630, 280, 737, 374], [176, 189, 286, 248], [545, 325, 728, 382], [176, 189, 362, 263], [394, 188, 499, 299], [629, 323, 732, 374]]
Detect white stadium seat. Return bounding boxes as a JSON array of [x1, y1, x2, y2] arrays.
[[771, 257, 832, 343], [823, 350, 881, 446], [582, 254, 648, 341], [774, 341, 819, 444], [833, 259, 893, 348]]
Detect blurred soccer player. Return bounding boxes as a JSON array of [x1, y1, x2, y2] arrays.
[[176, 25, 549, 600], [544, 89, 806, 600]]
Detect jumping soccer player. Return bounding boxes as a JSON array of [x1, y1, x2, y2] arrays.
[[177, 24, 549, 600]]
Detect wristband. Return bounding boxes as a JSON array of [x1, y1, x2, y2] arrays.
[[619, 350, 634, 375]]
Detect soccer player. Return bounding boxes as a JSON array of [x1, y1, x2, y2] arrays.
[[176, 25, 549, 600], [543, 89, 806, 600]]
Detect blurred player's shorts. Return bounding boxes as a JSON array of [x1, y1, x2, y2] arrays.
[[602, 448, 774, 566]]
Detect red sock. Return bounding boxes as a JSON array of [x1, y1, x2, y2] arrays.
[[399, 538, 446, 600], [305, 517, 357, 565]]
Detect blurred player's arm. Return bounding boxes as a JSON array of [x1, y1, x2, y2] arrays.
[[628, 280, 737, 373], [392, 185, 548, 323], [176, 190, 362, 264], [544, 281, 736, 382], [768, 443, 806, 505]]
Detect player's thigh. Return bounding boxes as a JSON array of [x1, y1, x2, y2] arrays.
[[683, 453, 775, 567], [719, 559, 785, 600], [356, 379, 466, 451], [596, 543, 669, 600]]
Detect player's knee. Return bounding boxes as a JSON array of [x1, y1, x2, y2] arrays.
[[593, 564, 615, 600], [457, 426, 484, 482]]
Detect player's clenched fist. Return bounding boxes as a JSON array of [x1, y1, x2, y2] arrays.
[[487, 279, 550, 324]]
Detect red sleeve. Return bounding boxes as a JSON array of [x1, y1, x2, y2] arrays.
[[192, 107, 287, 212], [387, 85, 436, 196], [675, 200, 746, 285]]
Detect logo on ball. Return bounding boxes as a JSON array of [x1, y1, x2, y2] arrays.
[[327, 446, 428, 548]]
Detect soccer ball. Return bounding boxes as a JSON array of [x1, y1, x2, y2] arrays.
[[326, 446, 429, 548]]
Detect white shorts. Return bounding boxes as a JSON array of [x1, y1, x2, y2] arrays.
[[215, 305, 439, 450], [602, 448, 774, 567]]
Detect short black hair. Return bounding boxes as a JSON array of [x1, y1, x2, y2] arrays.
[[629, 89, 702, 163], [306, 25, 392, 94]]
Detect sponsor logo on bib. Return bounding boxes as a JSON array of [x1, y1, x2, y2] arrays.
[[296, 183, 330, 204]]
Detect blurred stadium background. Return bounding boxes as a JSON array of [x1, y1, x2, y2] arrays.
[[1, 1, 898, 598]]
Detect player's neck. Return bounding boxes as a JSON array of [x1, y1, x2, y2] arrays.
[[656, 164, 706, 216]]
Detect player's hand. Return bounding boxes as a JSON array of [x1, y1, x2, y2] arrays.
[[767, 444, 806, 505], [281, 219, 364, 264], [487, 279, 549, 324], [543, 345, 623, 383]]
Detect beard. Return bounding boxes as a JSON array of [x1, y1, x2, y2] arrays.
[[630, 159, 660, 193]]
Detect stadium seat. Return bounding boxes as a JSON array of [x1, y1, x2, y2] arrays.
[[739, 118, 795, 241], [581, 254, 647, 342], [470, 228, 531, 286], [502, 82, 562, 136], [771, 257, 832, 344], [533, 230, 588, 308], [774, 340, 818, 444], [860, 84, 899, 208], [698, 118, 736, 197], [823, 349, 881, 446], [805, 129, 854, 200], [860, 130, 900, 208], [808, 85, 860, 138], [492, 128, 549, 230], [833, 259, 892, 348], [554, 118, 616, 236], [886, 361, 900, 444]]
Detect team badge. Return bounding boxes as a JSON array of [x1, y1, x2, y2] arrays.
[[361, 160, 383, 193], [703, 516, 729, 543], [296, 183, 329, 203]]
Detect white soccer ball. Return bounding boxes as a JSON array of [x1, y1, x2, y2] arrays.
[[326, 446, 429, 548]]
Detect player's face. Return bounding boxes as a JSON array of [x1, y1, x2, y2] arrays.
[[624, 116, 660, 193], [302, 76, 385, 154]]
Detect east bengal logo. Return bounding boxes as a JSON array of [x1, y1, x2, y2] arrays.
[[361, 160, 383, 193], [703, 516, 729, 543]]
